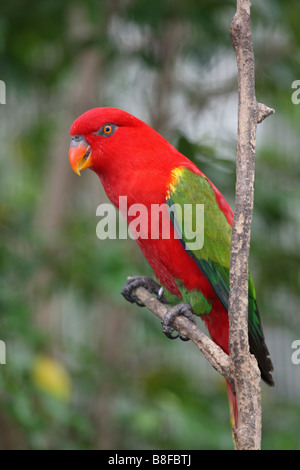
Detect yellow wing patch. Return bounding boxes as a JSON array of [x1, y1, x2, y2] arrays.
[[166, 166, 184, 199]]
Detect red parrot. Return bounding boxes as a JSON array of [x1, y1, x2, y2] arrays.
[[69, 107, 273, 435]]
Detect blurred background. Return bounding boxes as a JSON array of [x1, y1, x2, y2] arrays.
[[0, 0, 300, 450]]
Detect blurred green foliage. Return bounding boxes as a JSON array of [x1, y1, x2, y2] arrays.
[[0, 0, 300, 450]]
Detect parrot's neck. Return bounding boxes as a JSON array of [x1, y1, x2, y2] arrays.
[[93, 143, 191, 210], [96, 164, 172, 210]]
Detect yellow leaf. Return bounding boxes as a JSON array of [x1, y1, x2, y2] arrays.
[[32, 356, 71, 402]]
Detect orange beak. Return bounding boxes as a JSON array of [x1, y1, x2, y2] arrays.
[[69, 139, 92, 176]]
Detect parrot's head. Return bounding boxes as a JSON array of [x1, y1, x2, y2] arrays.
[[69, 107, 182, 183], [69, 107, 151, 176]]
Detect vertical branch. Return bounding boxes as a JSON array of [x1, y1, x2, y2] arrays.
[[229, 0, 274, 450]]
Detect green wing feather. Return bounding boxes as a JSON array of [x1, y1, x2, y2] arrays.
[[166, 166, 274, 386]]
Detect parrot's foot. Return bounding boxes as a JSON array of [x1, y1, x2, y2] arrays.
[[121, 276, 166, 307], [162, 303, 195, 342]]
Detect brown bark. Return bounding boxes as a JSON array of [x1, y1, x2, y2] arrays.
[[228, 0, 274, 450]]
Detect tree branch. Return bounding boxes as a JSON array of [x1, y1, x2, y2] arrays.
[[133, 285, 233, 386], [257, 102, 275, 124], [228, 0, 274, 450]]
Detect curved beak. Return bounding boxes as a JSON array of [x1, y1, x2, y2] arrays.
[[69, 139, 92, 176]]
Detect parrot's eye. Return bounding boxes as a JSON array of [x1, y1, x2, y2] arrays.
[[72, 134, 82, 142], [104, 125, 112, 134], [98, 123, 117, 137]]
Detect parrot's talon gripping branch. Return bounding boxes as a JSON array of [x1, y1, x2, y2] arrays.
[[162, 304, 195, 342], [162, 328, 179, 340], [121, 276, 167, 307], [131, 285, 233, 386]]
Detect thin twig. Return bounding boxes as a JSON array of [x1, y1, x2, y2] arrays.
[[257, 102, 275, 124]]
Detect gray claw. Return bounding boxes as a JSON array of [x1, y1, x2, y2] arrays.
[[157, 287, 164, 301], [122, 276, 163, 307], [162, 303, 195, 342]]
